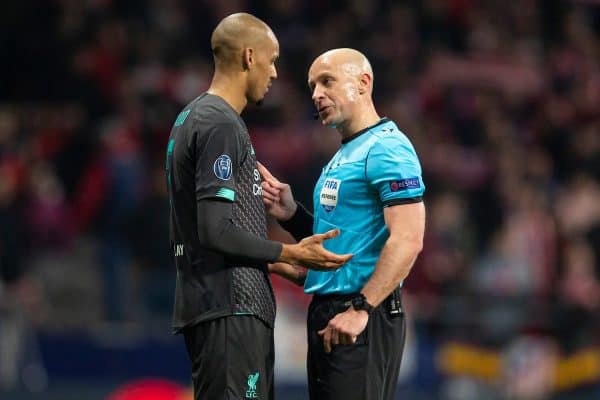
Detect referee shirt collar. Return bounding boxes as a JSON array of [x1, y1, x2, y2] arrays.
[[341, 118, 390, 144]]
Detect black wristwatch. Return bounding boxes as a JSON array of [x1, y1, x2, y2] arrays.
[[350, 293, 374, 315]]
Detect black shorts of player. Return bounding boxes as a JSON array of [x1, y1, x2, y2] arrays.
[[307, 288, 405, 400], [182, 315, 274, 400]]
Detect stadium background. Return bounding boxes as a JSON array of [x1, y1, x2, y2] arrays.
[[1, 0, 599, 399]]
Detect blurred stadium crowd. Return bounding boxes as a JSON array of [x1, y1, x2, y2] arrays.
[[1, 0, 599, 398]]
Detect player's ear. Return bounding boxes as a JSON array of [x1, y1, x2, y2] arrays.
[[243, 47, 254, 71], [358, 72, 371, 95]]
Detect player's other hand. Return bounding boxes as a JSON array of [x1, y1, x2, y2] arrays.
[[280, 229, 353, 271], [257, 161, 297, 221], [268, 262, 307, 286]]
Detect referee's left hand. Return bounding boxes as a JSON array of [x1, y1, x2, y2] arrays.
[[318, 307, 369, 353]]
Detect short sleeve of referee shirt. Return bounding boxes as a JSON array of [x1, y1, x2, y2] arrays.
[[195, 121, 242, 203], [366, 133, 425, 207]]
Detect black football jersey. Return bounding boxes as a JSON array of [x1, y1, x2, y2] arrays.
[[166, 93, 276, 332]]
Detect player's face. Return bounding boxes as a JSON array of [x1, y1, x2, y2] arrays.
[[247, 32, 279, 104], [308, 56, 360, 128]]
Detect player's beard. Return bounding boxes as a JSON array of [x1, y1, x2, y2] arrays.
[[255, 82, 270, 106], [252, 89, 265, 106]]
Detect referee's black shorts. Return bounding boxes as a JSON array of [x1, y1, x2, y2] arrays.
[[307, 288, 406, 400], [182, 315, 274, 400]]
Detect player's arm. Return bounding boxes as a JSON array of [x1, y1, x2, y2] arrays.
[[268, 262, 307, 286], [197, 199, 280, 261], [193, 120, 279, 261], [258, 162, 314, 240], [278, 201, 313, 241], [266, 216, 307, 286], [197, 199, 347, 270], [194, 123, 349, 269]]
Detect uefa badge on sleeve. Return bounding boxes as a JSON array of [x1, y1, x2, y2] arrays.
[[389, 178, 420, 192], [213, 154, 232, 180]]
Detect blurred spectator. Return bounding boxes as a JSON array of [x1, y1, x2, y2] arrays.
[[95, 117, 146, 321], [130, 162, 173, 324], [554, 239, 600, 352], [24, 162, 73, 249]]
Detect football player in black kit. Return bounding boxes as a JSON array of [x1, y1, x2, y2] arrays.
[[165, 13, 352, 400]]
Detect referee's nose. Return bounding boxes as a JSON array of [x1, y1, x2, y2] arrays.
[[271, 64, 278, 81], [312, 84, 324, 103]]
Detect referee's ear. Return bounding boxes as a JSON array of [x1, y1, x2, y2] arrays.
[[358, 72, 372, 95], [242, 47, 254, 71]]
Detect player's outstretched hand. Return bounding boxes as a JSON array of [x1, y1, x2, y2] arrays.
[[279, 229, 353, 271], [257, 161, 297, 221]]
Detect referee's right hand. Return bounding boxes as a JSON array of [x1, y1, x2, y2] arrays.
[[278, 229, 353, 270]]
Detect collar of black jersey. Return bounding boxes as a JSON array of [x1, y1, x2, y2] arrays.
[[341, 117, 390, 144]]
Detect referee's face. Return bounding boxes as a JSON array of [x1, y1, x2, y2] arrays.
[[308, 56, 360, 128], [247, 32, 279, 105]]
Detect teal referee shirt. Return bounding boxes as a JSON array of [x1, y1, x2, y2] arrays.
[[305, 118, 425, 295]]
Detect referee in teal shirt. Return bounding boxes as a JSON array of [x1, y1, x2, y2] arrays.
[[260, 48, 426, 400]]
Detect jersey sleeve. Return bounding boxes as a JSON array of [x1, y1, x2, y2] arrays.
[[194, 120, 242, 202], [278, 201, 314, 241], [197, 199, 282, 262], [366, 134, 425, 206]]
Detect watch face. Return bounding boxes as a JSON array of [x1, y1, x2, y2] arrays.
[[351, 295, 373, 314], [352, 296, 365, 309]]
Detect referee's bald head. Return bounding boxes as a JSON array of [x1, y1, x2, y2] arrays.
[[308, 48, 378, 129], [211, 13, 277, 71], [311, 48, 374, 94]]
